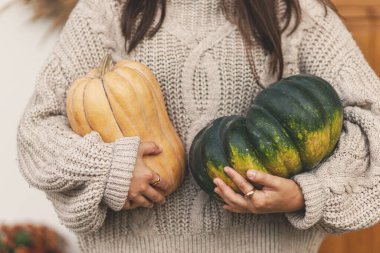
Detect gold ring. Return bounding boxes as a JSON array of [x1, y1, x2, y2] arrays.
[[150, 173, 161, 186], [244, 189, 255, 199]]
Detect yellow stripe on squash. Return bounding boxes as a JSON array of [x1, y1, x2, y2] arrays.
[[66, 55, 186, 195]]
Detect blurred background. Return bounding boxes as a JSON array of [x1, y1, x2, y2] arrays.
[[0, 0, 378, 252], [0, 0, 79, 252]]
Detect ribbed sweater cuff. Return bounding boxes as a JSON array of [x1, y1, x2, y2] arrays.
[[103, 137, 140, 211], [285, 172, 326, 230]]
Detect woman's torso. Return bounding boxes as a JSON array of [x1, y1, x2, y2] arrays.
[[77, 0, 326, 252]]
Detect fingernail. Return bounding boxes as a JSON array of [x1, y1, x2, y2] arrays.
[[224, 167, 231, 173], [213, 178, 219, 186], [247, 170, 257, 179]]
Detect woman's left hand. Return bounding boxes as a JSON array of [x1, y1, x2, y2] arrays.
[[213, 167, 305, 214]]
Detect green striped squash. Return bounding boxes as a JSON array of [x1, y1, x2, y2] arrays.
[[189, 74, 343, 199]]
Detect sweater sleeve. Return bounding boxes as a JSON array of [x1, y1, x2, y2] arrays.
[[16, 0, 140, 234], [285, 4, 380, 233]]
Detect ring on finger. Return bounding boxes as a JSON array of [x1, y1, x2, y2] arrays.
[[244, 189, 256, 199], [150, 172, 161, 186]]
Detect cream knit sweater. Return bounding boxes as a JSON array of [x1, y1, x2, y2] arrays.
[[16, 0, 380, 252]]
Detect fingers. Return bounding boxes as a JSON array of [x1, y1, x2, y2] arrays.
[[223, 205, 250, 214], [125, 142, 169, 210], [123, 200, 140, 210], [125, 169, 167, 210], [149, 172, 169, 192], [123, 199, 148, 210], [131, 195, 154, 208], [224, 167, 254, 194], [123, 200, 132, 209], [247, 170, 280, 188], [141, 169, 169, 192], [143, 186, 166, 205], [124, 185, 166, 210], [214, 168, 301, 214], [213, 178, 249, 209], [139, 141, 162, 157]]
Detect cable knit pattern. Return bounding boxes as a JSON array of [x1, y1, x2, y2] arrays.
[[16, 0, 380, 252]]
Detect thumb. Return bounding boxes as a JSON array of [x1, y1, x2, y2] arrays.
[[247, 170, 280, 188], [139, 141, 162, 157]]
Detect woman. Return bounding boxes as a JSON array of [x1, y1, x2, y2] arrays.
[[17, 0, 380, 252]]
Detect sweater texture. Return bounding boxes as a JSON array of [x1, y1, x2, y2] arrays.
[[16, 0, 380, 252]]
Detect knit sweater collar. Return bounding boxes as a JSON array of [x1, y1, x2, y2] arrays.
[[168, 0, 223, 14], [167, 0, 227, 34]]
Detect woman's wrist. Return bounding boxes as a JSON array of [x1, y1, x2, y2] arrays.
[[288, 179, 306, 212]]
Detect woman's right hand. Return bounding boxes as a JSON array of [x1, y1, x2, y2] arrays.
[[122, 141, 168, 210]]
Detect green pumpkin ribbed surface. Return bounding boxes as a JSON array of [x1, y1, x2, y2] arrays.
[[246, 105, 302, 177], [189, 74, 343, 199]]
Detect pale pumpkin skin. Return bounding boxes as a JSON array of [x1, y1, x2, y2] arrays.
[[66, 55, 186, 195]]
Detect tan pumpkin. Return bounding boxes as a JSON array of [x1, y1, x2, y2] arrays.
[[66, 55, 186, 195]]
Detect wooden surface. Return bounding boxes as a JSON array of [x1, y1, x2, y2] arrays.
[[320, 226, 380, 253], [318, 0, 380, 253], [332, 0, 380, 75]]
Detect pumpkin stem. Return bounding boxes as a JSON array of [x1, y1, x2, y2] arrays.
[[100, 54, 112, 77]]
